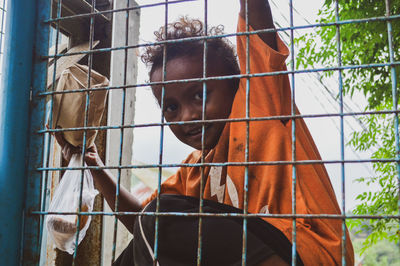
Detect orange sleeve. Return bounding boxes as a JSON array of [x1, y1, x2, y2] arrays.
[[140, 151, 202, 208], [234, 15, 354, 265], [140, 171, 184, 208], [236, 15, 291, 118]]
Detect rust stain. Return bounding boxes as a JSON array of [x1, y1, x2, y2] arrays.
[[236, 143, 244, 152]]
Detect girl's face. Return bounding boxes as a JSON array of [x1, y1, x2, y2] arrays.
[[151, 55, 237, 150]]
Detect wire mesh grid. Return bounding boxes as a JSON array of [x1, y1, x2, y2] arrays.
[[22, 0, 400, 265]]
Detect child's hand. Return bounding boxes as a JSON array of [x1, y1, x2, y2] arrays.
[[53, 130, 103, 167], [239, 0, 277, 50], [84, 144, 104, 167]]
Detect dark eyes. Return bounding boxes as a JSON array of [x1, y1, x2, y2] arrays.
[[164, 103, 178, 113], [194, 91, 203, 100], [163, 90, 206, 114]]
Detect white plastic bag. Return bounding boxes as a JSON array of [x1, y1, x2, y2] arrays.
[[46, 153, 98, 254]]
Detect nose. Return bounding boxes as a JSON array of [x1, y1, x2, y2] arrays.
[[180, 103, 201, 122]]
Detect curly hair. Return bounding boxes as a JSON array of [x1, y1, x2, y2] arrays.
[[142, 17, 240, 87]]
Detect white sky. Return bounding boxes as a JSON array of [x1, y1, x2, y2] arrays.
[[131, 0, 375, 211]]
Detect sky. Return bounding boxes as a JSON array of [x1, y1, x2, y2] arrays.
[[132, 0, 375, 211]]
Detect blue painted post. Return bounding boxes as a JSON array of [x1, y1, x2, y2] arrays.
[[0, 0, 43, 265], [22, 0, 51, 264]]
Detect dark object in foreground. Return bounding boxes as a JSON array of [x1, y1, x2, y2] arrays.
[[114, 194, 303, 266]]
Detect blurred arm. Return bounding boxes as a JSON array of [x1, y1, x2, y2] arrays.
[[239, 0, 277, 50]]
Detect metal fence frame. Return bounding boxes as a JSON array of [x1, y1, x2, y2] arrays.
[[0, 0, 398, 265]]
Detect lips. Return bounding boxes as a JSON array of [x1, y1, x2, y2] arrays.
[[185, 125, 211, 137]]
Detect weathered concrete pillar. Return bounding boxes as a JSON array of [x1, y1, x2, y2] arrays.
[[102, 0, 140, 264]]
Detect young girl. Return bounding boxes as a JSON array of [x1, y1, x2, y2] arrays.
[[56, 0, 354, 265]]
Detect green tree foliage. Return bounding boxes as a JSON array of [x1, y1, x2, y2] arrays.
[[294, 0, 400, 253], [353, 236, 400, 265]]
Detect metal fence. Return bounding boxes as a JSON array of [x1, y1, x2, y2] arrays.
[[0, 0, 398, 265]]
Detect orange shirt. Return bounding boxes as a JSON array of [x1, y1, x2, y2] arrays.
[[143, 16, 354, 265]]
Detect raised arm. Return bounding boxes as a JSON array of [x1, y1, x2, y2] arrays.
[[85, 149, 142, 234], [239, 0, 277, 50], [55, 133, 142, 234]]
